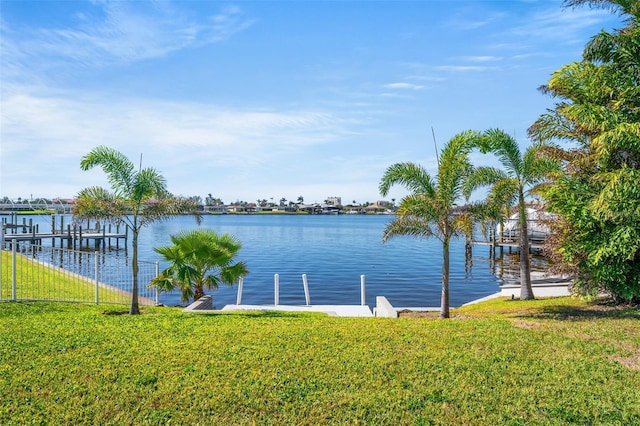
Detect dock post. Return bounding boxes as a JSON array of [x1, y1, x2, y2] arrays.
[[302, 274, 310, 306], [236, 276, 244, 305], [360, 275, 366, 306], [274, 273, 279, 306]]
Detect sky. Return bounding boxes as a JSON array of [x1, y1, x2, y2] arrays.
[[0, 0, 623, 205]]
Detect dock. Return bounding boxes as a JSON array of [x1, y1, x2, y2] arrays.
[[2, 215, 128, 250]]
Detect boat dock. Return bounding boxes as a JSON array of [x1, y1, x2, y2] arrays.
[[1, 215, 128, 250]]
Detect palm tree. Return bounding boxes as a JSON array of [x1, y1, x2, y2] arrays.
[[465, 129, 560, 300], [150, 229, 248, 302], [74, 146, 201, 314], [379, 131, 475, 318]]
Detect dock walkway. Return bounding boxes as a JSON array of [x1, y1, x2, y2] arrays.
[[2, 216, 127, 250]]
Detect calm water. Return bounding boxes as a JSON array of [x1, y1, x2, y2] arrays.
[[136, 214, 502, 308], [10, 213, 514, 308]]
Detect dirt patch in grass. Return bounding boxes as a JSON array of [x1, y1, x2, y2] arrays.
[[611, 348, 640, 370]]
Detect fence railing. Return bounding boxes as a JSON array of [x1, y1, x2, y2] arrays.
[[1, 239, 159, 305]]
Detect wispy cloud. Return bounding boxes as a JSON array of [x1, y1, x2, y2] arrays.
[[1, 1, 255, 79], [382, 82, 425, 90], [458, 55, 503, 63], [1, 86, 358, 183], [508, 6, 611, 45], [435, 65, 496, 72]]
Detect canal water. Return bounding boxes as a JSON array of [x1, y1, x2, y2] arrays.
[[7, 213, 542, 308], [137, 214, 505, 308]]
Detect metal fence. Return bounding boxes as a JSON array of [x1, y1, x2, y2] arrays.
[[1, 239, 159, 305]]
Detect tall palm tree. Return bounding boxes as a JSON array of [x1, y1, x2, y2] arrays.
[[379, 131, 475, 318], [150, 229, 248, 302], [74, 146, 201, 314], [465, 129, 560, 300]]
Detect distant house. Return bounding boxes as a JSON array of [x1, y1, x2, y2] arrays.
[[204, 205, 227, 213], [226, 205, 247, 213], [363, 201, 393, 214], [321, 204, 341, 215]]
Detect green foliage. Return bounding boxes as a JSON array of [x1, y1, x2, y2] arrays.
[[532, 1, 640, 302], [0, 251, 130, 303], [1, 301, 639, 425], [150, 229, 248, 302]]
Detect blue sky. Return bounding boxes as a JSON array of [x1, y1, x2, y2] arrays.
[[0, 1, 622, 205]]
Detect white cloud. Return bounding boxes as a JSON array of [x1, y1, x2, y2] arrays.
[[0, 85, 363, 198], [508, 6, 612, 45], [459, 55, 502, 62], [435, 65, 495, 72], [383, 82, 425, 90], [1, 1, 255, 78]]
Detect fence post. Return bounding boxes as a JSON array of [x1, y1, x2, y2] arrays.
[[94, 251, 99, 304], [274, 273, 279, 306], [155, 261, 159, 305], [11, 239, 17, 301], [360, 274, 366, 306]]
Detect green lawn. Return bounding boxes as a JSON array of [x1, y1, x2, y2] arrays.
[[1, 299, 639, 425], [1, 250, 132, 304]]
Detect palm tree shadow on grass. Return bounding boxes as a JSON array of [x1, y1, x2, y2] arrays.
[[516, 303, 640, 321]]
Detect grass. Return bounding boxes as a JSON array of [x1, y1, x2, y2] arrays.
[[1, 298, 639, 425], [1, 250, 132, 304]]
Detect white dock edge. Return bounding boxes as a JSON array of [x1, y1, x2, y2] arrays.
[[220, 304, 373, 317], [375, 296, 397, 318], [499, 281, 572, 299]]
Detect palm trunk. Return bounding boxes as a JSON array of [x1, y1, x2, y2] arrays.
[[130, 228, 140, 315], [518, 191, 534, 300], [440, 237, 450, 318], [194, 284, 205, 301]]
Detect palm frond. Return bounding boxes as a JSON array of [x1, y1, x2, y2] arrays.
[[481, 129, 523, 178], [522, 143, 563, 185], [395, 194, 443, 223], [486, 178, 519, 209], [152, 229, 247, 301], [132, 168, 169, 203], [73, 186, 127, 222], [379, 162, 435, 198], [463, 167, 508, 198], [79, 146, 136, 197], [382, 216, 437, 242]]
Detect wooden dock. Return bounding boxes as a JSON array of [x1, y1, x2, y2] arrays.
[[473, 240, 545, 250], [2, 216, 128, 250]]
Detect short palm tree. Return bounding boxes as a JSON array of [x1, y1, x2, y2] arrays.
[[150, 229, 248, 303], [74, 146, 201, 314], [465, 129, 560, 300], [379, 131, 475, 318]]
